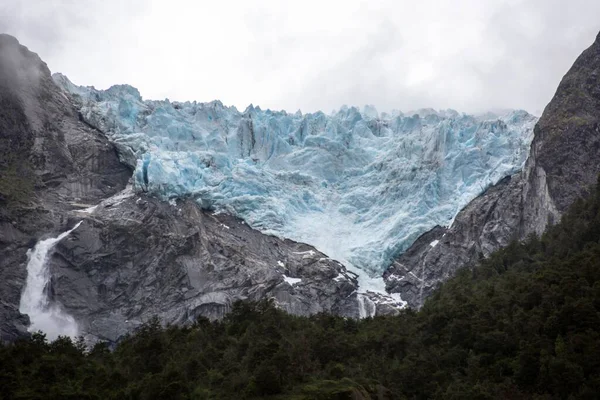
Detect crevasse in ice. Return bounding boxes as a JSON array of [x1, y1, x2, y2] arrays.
[[54, 74, 537, 275]]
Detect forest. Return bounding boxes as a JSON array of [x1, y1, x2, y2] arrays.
[[1, 177, 600, 399]]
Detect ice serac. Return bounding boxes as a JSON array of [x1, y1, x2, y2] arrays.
[[54, 75, 537, 278], [385, 31, 600, 308], [0, 33, 372, 343]]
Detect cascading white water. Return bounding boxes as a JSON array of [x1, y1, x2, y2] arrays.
[[356, 294, 376, 319], [19, 222, 82, 340]]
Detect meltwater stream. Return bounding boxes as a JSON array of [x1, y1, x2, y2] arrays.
[[19, 222, 82, 340]]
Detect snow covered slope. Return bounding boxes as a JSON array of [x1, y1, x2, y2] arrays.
[[54, 74, 536, 276]]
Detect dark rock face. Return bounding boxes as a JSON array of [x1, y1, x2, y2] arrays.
[[385, 176, 524, 306], [49, 192, 361, 342], [3, 29, 600, 339], [386, 32, 600, 308], [0, 35, 369, 342], [0, 34, 131, 341], [521, 31, 600, 234]]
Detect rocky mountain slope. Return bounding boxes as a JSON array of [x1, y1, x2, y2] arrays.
[[385, 31, 600, 307], [49, 192, 363, 343], [0, 34, 131, 341], [2, 29, 599, 342], [53, 74, 536, 276], [0, 35, 386, 342]]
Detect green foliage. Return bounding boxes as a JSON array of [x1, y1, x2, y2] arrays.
[[2, 179, 600, 399]]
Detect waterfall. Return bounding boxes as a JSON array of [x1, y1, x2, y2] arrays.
[[357, 293, 376, 319], [19, 222, 82, 340]]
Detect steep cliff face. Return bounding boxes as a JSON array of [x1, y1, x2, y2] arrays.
[[0, 34, 131, 341], [384, 175, 525, 306], [47, 191, 362, 342], [386, 31, 600, 308], [4, 29, 599, 340], [521, 31, 600, 235], [0, 35, 377, 342]]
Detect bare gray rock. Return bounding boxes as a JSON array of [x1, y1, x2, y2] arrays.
[[0, 35, 373, 343], [48, 191, 362, 342], [385, 31, 600, 308], [0, 34, 131, 341]]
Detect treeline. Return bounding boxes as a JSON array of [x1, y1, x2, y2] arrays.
[[2, 179, 600, 399]]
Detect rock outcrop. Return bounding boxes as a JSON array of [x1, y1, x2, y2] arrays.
[[0, 35, 372, 342], [4, 29, 600, 341], [49, 191, 360, 342], [385, 31, 600, 308], [0, 34, 131, 341]]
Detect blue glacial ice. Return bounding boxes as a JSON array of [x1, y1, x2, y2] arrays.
[[54, 74, 537, 280]]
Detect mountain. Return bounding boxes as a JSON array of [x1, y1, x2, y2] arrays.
[[47, 68, 537, 341], [0, 35, 392, 342], [1, 28, 598, 344], [52, 76, 536, 277], [2, 175, 600, 398], [385, 31, 600, 307], [0, 34, 131, 341]]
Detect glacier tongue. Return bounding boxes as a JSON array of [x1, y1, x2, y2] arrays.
[[54, 74, 537, 277]]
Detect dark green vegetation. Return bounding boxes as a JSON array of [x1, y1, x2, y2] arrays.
[[2, 179, 600, 400]]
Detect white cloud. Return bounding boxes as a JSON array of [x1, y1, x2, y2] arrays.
[[1, 0, 598, 115]]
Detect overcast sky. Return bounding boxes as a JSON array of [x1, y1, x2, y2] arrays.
[[1, 0, 599, 116]]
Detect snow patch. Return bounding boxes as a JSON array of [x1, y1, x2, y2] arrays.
[[75, 205, 97, 214], [293, 250, 316, 256], [386, 274, 404, 282], [282, 275, 302, 286], [333, 273, 347, 282]]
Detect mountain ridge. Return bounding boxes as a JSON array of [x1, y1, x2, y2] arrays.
[[1, 29, 599, 341], [0, 34, 394, 342], [385, 30, 600, 307], [53, 72, 536, 278]]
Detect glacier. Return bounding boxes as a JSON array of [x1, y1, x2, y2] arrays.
[[53, 74, 537, 282]]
